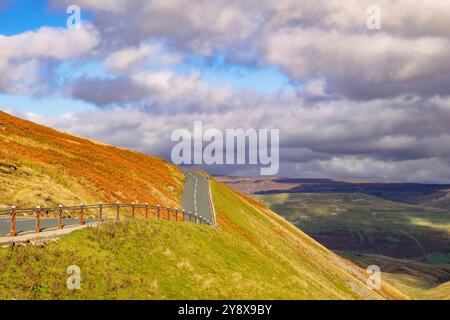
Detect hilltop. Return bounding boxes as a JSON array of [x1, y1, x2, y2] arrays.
[[0, 112, 407, 299]]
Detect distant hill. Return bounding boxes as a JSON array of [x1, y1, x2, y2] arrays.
[[0, 112, 406, 299], [217, 176, 450, 211]]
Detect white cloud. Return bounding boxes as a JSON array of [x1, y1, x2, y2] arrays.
[[0, 25, 99, 61], [0, 25, 100, 94], [264, 28, 450, 98], [105, 44, 151, 73], [105, 43, 183, 74], [302, 79, 329, 98]]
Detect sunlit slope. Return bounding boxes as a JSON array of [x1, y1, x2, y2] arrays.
[[0, 179, 408, 299], [211, 181, 408, 299], [419, 282, 450, 300], [0, 111, 183, 208]]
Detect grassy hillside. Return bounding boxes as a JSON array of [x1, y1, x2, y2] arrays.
[[0, 179, 408, 299], [0, 111, 183, 209]]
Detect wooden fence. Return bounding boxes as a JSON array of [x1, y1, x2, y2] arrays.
[[0, 202, 212, 237]]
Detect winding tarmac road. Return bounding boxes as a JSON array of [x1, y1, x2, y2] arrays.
[[182, 169, 215, 225]]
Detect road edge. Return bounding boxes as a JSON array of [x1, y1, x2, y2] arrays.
[[0, 222, 98, 247], [207, 176, 218, 227], [194, 170, 218, 227]]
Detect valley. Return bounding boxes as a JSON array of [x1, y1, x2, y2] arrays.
[[218, 176, 450, 299]]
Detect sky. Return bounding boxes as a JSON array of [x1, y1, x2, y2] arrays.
[[1, 0, 450, 183]]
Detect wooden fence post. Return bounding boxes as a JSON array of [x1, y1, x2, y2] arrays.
[[132, 202, 136, 219], [194, 213, 199, 224], [35, 206, 41, 233], [157, 205, 161, 220], [58, 205, 63, 229], [182, 210, 186, 222], [166, 207, 170, 221], [145, 203, 149, 219], [10, 206, 16, 237], [116, 202, 120, 221], [175, 208, 178, 222], [98, 202, 103, 223], [80, 204, 84, 225]]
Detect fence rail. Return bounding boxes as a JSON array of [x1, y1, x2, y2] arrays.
[[0, 202, 212, 238]]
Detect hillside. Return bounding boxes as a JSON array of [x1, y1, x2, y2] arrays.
[[0, 111, 183, 208], [0, 180, 408, 299], [0, 112, 407, 299]]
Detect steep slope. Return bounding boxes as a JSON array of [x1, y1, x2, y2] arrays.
[[210, 181, 407, 299], [0, 111, 183, 208], [0, 112, 408, 299]]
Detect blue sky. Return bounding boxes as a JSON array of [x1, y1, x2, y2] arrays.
[[0, 0, 95, 115], [0, 0, 68, 35]]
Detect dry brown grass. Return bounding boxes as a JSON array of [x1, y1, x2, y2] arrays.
[[0, 112, 183, 209]]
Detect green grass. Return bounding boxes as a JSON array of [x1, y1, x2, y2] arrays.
[[0, 181, 407, 300]]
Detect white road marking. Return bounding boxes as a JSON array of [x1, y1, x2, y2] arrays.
[[188, 172, 198, 213]]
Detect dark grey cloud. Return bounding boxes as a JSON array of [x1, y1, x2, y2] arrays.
[[69, 77, 148, 107]]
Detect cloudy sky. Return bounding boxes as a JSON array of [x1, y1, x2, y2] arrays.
[[1, 0, 450, 183]]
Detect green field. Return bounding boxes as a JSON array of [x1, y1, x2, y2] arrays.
[[254, 192, 450, 299]]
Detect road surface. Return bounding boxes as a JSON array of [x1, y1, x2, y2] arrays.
[[0, 218, 94, 237], [182, 170, 215, 225]]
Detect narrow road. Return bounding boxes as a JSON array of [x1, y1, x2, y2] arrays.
[[182, 170, 215, 225], [0, 170, 214, 236], [0, 218, 94, 237]]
